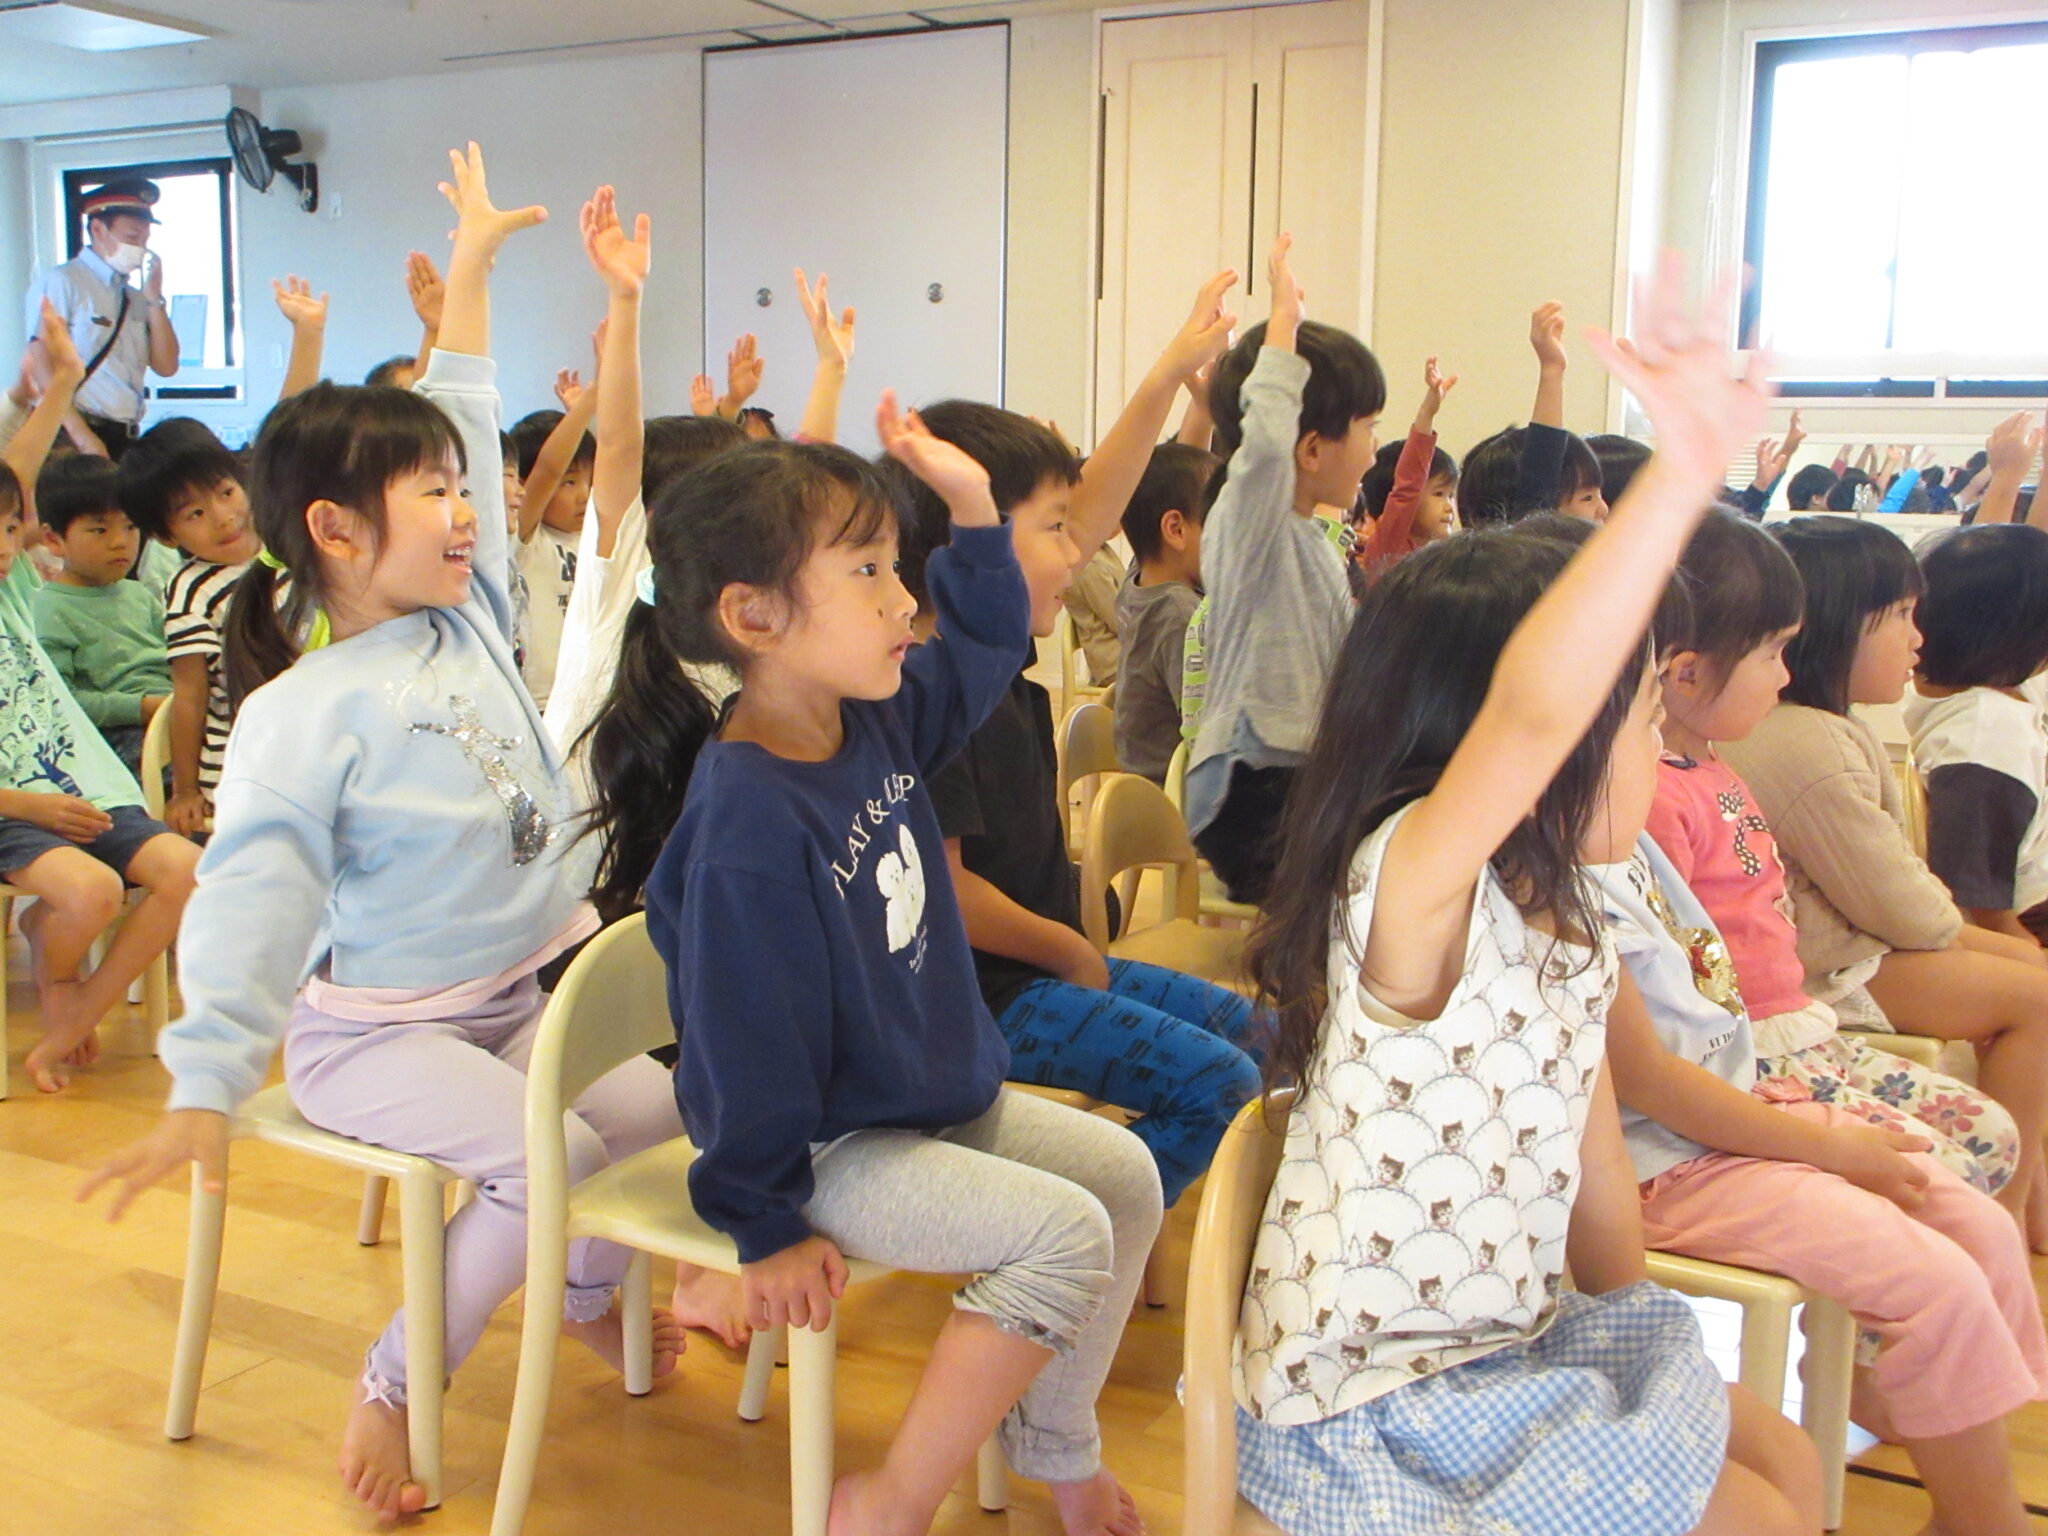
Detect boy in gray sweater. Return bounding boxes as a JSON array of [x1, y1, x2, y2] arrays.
[[1184, 235, 1386, 903]]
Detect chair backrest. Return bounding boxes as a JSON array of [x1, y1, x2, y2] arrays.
[[1163, 739, 1189, 814], [140, 700, 172, 819], [1896, 751, 1930, 860], [1183, 1089, 1294, 1536], [523, 913, 676, 1205], [1055, 606, 1079, 717], [1078, 770, 1198, 945], [1057, 700, 1120, 846]]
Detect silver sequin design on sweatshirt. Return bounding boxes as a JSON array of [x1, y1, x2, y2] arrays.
[[409, 694, 555, 865]]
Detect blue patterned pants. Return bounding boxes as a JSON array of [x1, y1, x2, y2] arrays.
[[997, 958, 1264, 1206]]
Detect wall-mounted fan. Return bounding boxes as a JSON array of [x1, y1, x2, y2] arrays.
[[225, 106, 318, 213]]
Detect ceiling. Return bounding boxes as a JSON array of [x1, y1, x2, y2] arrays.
[[0, 0, 1096, 109]]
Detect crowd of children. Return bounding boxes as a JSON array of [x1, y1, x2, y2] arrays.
[[0, 133, 2029, 1536]]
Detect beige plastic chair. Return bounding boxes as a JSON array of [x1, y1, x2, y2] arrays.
[[0, 881, 25, 1099], [1181, 1091, 1293, 1536], [1643, 1252, 1856, 1530], [490, 913, 1007, 1536], [1055, 607, 1109, 721], [1080, 772, 1250, 997], [166, 1085, 460, 1508], [1057, 699, 1121, 860], [1163, 741, 1260, 924]]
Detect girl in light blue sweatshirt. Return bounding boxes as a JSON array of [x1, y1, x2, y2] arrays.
[[81, 148, 683, 1524]]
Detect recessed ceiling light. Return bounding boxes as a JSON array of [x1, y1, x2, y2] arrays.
[[0, 2, 212, 52]]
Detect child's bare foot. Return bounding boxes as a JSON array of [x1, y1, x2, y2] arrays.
[[562, 1298, 684, 1381], [827, 1470, 920, 1536], [671, 1265, 752, 1349], [339, 1393, 428, 1523], [67, 1027, 101, 1067], [1049, 1468, 1145, 1536], [22, 1037, 73, 1094]]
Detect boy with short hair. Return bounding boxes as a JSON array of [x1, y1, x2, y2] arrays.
[[1185, 234, 1385, 906], [32, 453, 170, 772], [510, 398, 596, 707], [118, 417, 259, 834], [1113, 440, 1215, 782]]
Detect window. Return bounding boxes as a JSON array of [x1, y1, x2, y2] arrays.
[[1744, 22, 2048, 399], [62, 156, 239, 395]]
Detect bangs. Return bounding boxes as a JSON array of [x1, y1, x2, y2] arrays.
[[813, 455, 901, 550], [335, 389, 468, 500]]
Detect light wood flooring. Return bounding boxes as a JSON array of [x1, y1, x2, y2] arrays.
[[5, 956, 2048, 1534]]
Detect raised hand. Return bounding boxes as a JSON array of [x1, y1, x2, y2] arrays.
[[1530, 301, 1568, 372], [1157, 269, 1239, 383], [271, 274, 328, 331], [591, 317, 608, 379], [36, 297, 83, 389], [1783, 407, 1806, 457], [581, 185, 651, 298], [795, 268, 856, 371], [690, 374, 717, 417], [1423, 355, 1459, 413], [554, 369, 586, 411], [1986, 410, 2044, 478], [142, 249, 166, 303], [724, 334, 764, 411], [1752, 436, 1786, 488], [1265, 233, 1304, 345], [877, 389, 996, 526], [1586, 251, 1772, 493], [405, 250, 446, 330], [437, 140, 547, 255]]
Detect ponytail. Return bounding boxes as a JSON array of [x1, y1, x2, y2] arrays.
[[579, 602, 718, 916], [223, 559, 320, 710]]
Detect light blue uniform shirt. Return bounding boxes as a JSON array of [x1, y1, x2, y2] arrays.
[[25, 248, 154, 424], [159, 349, 593, 1115]]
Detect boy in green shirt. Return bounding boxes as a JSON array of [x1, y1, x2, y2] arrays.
[[32, 454, 170, 774]]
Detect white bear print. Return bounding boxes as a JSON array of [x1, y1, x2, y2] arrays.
[[876, 823, 926, 953]]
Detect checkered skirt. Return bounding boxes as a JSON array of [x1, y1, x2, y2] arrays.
[[1236, 1282, 1727, 1536]]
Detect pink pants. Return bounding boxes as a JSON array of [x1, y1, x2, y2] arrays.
[[283, 974, 680, 1405], [1639, 1102, 2048, 1440]]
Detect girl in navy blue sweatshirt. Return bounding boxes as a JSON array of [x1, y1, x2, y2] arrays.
[[581, 399, 1162, 1536]]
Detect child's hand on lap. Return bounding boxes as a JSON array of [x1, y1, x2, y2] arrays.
[[78, 1108, 230, 1221], [1586, 253, 1772, 495], [18, 792, 111, 843], [1821, 1121, 1931, 1212], [581, 186, 651, 298], [1050, 928, 1111, 992], [796, 268, 856, 372], [878, 390, 999, 528], [272, 275, 328, 333], [165, 791, 209, 838], [741, 1235, 848, 1331]]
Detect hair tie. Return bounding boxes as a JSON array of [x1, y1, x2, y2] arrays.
[[255, 547, 288, 573], [635, 566, 658, 607]]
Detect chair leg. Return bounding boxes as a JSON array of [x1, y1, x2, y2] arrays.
[[1733, 1293, 1793, 1413], [0, 894, 12, 1101], [788, 1318, 840, 1536], [1800, 1299, 1856, 1532], [356, 1175, 390, 1246], [398, 1170, 448, 1511], [488, 1216, 571, 1536], [738, 1325, 781, 1423], [621, 1249, 653, 1397], [165, 1159, 228, 1440], [976, 1435, 1009, 1512], [142, 951, 169, 1036]]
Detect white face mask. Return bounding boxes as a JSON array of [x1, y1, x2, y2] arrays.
[[105, 243, 147, 277]]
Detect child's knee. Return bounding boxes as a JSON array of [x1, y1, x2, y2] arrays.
[[969, 1188, 1120, 1347], [135, 835, 200, 900], [46, 858, 125, 927]]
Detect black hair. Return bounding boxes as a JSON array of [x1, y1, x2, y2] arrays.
[[1672, 507, 1805, 682], [1122, 441, 1221, 562], [364, 356, 416, 389], [223, 382, 468, 709], [0, 461, 19, 522], [1786, 462, 1838, 511], [1356, 437, 1458, 522], [1919, 465, 1945, 489], [499, 430, 516, 463], [1824, 466, 1870, 512], [1208, 319, 1386, 462], [1915, 524, 2048, 690], [509, 409, 594, 480], [580, 441, 898, 913], [884, 400, 1078, 608], [117, 417, 242, 540], [36, 454, 125, 536], [1587, 433, 1651, 509], [1772, 515, 1924, 715], [1247, 525, 1675, 1095], [737, 406, 780, 439], [1457, 426, 1601, 526], [643, 414, 747, 508]]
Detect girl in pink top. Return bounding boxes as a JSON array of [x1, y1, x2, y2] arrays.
[[1647, 510, 2019, 1198]]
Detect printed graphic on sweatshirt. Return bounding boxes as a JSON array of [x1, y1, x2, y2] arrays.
[[0, 636, 86, 796], [408, 694, 555, 865], [877, 823, 926, 954], [829, 772, 930, 972]]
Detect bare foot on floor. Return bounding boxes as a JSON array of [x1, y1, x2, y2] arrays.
[[339, 1393, 428, 1523], [672, 1265, 752, 1349], [25, 982, 87, 1091], [563, 1299, 684, 1381], [67, 1027, 101, 1067], [1050, 1469, 1145, 1536]]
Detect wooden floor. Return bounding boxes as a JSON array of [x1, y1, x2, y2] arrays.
[[5, 959, 2048, 1534]]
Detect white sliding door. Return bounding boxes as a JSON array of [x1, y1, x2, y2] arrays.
[[703, 27, 1009, 455]]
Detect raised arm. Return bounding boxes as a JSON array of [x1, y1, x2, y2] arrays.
[[1176, 363, 1216, 449], [717, 334, 762, 421], [404, 250, 444, 385], [2, 301, 85, 511], [518, 369, 599, 543], [1067, 268, 1237, 561], [1529, 301, 1567, 428], [581, 186, 649, 560], [272, 275, 328, 402], [1367, 256, 1771, 1013], [1972, 410, 2044, 528], [794, 269, 855, 444], [434, 142, 545, 362], [1364, 356, 1456, 569]]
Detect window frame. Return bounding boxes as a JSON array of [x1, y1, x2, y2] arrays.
[[1742, 19, 2048, 401], [59, 152, 241, 401]]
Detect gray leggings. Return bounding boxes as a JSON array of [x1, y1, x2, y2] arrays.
[[803, 1088, 1163, 1483]]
